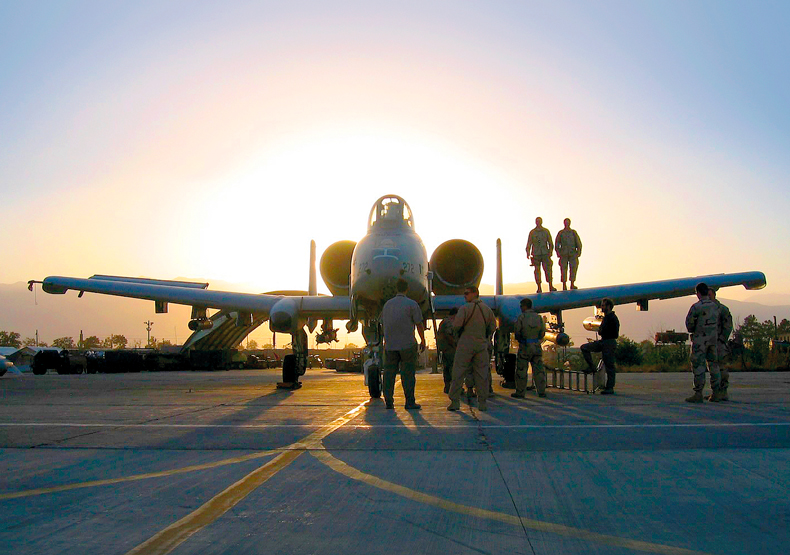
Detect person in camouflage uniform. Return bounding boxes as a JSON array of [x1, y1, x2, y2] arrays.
[[511, 298, 547, 398], [685, 282, 722, 403], [447, 286, 497, 412], [555, 218, 582, 290], [526, 217, 556, 293], [709, 288, 733, 401], [436, 308, 458, 394]]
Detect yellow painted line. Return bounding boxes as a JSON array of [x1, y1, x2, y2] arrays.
[[0, 450, 281, 501], [125, 400, 371, 555], [126, 449, 303, 555], [311, 449, 711, 555]]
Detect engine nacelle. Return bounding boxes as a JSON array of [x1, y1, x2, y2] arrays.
[[320, 240, 356, 296], [269, 297, 300, 333], [429, 240, 484, 295], [188, 319, 213, 331]]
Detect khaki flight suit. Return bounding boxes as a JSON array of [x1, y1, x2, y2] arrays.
[[448, 300, 497, 408], [713, 299, 734, 393], [685, 298, 721, 393], [513, 309, 546, 395], [555, 228, 582, 285], [526, 226, 553, 286]]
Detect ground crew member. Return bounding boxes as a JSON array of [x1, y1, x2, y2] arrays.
[[447, 285, 497, 411], [526, 217, 556, 293], [381, 279, 426, 410], [436, 307, 458, 394], [555, 218, 582, 290], [685, 282, 722, 403], [581, 298, 619, 394], [709, 288, 733, 401], [512, 298, 547, 398]]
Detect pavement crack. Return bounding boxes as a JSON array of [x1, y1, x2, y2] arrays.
[[473, 405, 538, 555]]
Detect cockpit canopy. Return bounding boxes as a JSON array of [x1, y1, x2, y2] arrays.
[[368, 195, 414, 231]]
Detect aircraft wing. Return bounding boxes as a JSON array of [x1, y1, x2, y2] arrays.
[[33, 275, 351, 328], [434, 271, 767, 328]]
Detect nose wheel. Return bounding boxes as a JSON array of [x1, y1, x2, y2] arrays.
[[368, 364, 381, 398]]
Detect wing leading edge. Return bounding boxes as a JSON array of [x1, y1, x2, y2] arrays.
[[35, 275, 351, 320], [434, 271, 766, 328]]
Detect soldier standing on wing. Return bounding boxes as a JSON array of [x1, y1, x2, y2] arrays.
[[555, 218, 582, 291], [526, 217, 556, 293]]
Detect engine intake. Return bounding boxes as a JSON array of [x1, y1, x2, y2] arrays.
[[320, 240, 356, 296], [429, 240, 484, 295]]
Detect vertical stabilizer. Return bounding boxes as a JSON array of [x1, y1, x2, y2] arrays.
[[496, 238, 503, 295], [309, 240, 317, 296]]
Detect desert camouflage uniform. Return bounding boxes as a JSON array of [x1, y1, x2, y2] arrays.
[[555, 228, 582, 285], [685, 298, 721, 393], [448, 300, 497, 409], [713, 299, 733, 393], [513, 309, 546, 395], [526, 226, 554, 287]]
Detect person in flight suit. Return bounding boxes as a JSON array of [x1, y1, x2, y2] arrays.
[[511, 298, 547, 398], [381, 279, 426, 410], [581, 298, 620, 395], [708, 288, 733, 401], [447, 285, 497, 412], [526, 217, 556, 293], [685, 282, 722, 403], [437, 307, 458, 394], [555, 218, 582, 291]]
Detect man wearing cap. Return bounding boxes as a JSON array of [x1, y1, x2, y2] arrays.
[[512, 298, 547, 398], [685, 282, 722, 403]]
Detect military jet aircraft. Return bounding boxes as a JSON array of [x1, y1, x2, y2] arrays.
[[29, 195, 766, 396]]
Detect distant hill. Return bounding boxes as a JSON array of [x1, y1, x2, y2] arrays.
[[2, 280, 787, 347]]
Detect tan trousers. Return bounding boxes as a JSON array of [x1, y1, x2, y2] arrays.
[[448, 343, 490, 406], [558, 256, 579, 283], [516, 354, 545, 395]]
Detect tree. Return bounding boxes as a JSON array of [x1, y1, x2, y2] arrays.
[[245, 339, 259, 351], [0, 331, 22, 348], [82, 336, 102, 349], [736, 315, 774, 366], [103, 335, 128, 349], [615, 336, 643, 366], [52, 337, 76, 349], [344, 343, 359, 349]]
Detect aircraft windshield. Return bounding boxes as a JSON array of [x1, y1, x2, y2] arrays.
[[368, 195, 414, 231]]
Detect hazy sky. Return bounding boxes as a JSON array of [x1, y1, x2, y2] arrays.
[[2, 1, 789, 303]]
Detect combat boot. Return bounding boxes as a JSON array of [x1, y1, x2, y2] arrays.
[[685, 391, 704, 403], [536, 284, 542, 293], [549, 284, 557, 292], [719, 388, 729, 401], [447, 401, 460, 411], [562, 282, 567, 291]]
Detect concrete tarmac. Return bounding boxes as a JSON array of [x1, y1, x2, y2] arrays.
[[2, 368, 789, 555]]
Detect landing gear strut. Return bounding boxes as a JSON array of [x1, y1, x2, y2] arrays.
[[277, 328, 308, 390], [363, 321, 383, 399]]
